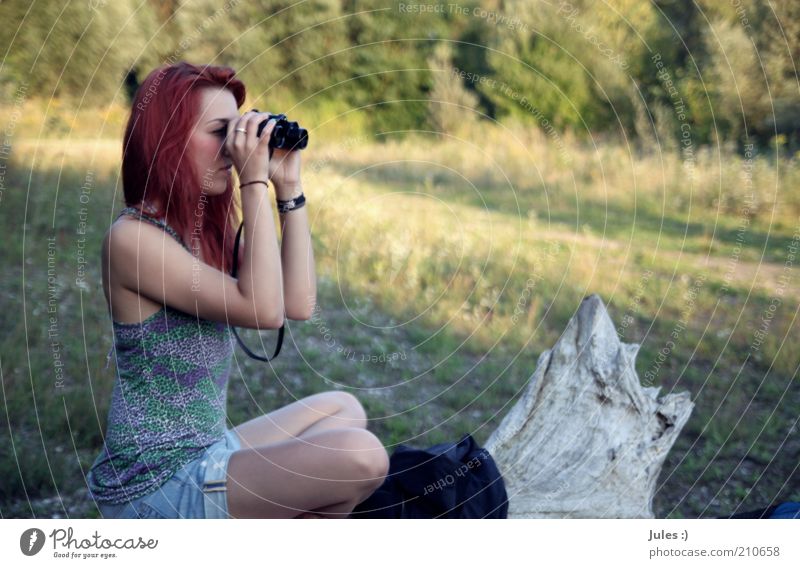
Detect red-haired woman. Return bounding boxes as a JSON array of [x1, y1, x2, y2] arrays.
[[87, 61, 389, 519]]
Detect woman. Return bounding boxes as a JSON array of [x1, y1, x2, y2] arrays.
[[86, 61, 389, 519]]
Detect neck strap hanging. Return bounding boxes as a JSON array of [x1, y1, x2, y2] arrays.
[[229, 220, 284, 361]]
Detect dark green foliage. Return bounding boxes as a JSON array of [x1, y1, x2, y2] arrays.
[[1, 0, 797, 149]]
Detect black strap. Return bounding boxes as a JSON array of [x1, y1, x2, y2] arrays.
[[230, 220, 284, 361]]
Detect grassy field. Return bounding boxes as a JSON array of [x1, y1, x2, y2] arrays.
[[1, 109, 798, 519]]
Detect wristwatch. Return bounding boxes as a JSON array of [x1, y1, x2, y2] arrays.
[[276, 193, 306, 214]]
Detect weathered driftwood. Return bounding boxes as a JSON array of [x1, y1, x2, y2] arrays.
[[485, 294, 694, 518]]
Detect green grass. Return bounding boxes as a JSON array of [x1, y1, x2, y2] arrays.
[[1, 114, 799, 518]]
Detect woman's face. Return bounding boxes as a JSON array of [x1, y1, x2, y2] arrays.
[[188, 87, 239, 195]]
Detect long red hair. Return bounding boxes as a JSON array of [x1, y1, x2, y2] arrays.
[[121, 61, 246, 273]]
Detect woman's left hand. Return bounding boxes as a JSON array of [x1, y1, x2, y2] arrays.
[[268, 147, 302, 198]]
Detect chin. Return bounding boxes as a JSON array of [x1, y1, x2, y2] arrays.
[[202, 177, 230, 196]]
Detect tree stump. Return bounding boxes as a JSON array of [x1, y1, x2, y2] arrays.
[[485, 294, 694, 518]]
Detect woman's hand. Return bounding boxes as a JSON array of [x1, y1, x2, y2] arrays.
[[225, 110, 277, 186], [268, 146, 302, 199]]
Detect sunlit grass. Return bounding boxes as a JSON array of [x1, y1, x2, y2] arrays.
[[2, 109, 798, 518]]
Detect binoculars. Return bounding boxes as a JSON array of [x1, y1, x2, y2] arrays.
[[251, 109, 309, 152]]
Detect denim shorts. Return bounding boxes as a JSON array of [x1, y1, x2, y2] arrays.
[[97, 429, 242, 519]]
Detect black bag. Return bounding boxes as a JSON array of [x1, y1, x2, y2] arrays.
[[350, 433, 509, 519]]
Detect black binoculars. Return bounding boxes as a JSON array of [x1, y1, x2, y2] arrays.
[[251, 109, 309, 153]]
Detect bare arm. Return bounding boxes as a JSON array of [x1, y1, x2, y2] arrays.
[[276, 182, 316, 319], [108, 216, 282, 330], [237, 182, 285, 327], [225, 110, 285, 327], [109, 111, 288, 330]]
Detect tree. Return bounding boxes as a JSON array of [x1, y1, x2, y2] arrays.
[[426, 42, 480, 138], [0, 0, 155, 106]]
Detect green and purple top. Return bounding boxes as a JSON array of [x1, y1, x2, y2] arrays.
[[87, 207, 234, 505]]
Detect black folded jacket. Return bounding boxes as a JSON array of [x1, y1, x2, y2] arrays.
[[350, 433, 509, 519]]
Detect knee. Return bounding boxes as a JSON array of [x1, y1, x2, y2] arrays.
[[364, 441, 390, 483], [329, 390, 368, 427], [340, 428, 389, 485]]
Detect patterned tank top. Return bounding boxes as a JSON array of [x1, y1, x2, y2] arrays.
[[87, 206, 235, 505]]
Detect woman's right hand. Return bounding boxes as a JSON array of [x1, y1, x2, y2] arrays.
[[225, 110, 278, 186]]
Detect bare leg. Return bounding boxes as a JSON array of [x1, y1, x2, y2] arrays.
[[295, 485, 381, 519], [296, 406, 365, 438], [292, 413, 380, 519], [226, 427, 389, 519], [294, 499, 361, 519], [234, 391, 368, 450]]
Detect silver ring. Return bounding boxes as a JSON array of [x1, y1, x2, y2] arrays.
[[235, 128, 247, 133]]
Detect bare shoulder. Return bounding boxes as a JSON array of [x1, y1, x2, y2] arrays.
[[105, 214, 181, 284], [108, 214, 177, 251], [102, 211, 281, 329], [102, 218, 163, 320]]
